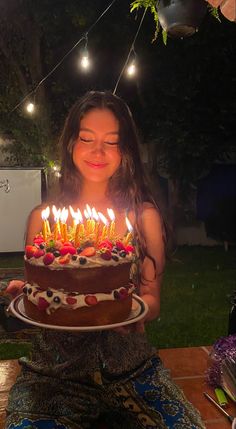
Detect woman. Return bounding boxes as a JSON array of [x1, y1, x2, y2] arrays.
[[6, 91, 205, 429]]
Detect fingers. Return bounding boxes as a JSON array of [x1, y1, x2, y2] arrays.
[[5, 280, 25, 298]]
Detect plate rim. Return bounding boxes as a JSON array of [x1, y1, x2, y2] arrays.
[[9, 294, 148, 332]]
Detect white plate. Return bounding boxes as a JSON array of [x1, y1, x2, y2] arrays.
[[8, 294, 148, 332]]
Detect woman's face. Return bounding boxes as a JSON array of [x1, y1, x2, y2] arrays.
[[73, 108, 122, 185]]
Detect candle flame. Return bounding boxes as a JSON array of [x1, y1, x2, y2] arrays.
[[69, 205, 76, 219], [74, 209, 83, 225], [41, 206, 50, 220], [107, 208, 115, 221], [92, 207, 99, 221], [86, 204, 92, 218], [98, 211, 108, 226], [125, 216, 133, 232], [52, 205, 61, 222], [60, 207, 68, 224]]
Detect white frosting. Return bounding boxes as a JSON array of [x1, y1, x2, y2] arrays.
[[25, 252, 133, 269], [24, 283, 135, 315]]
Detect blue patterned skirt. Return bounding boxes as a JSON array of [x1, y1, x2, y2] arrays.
[[6, 331, 205, 429]]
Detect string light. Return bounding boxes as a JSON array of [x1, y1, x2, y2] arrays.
[[80, 34, 91, 70], [10, 0, 118, 113], [126, 47, 137, 77], [25, 102, 35, 114], [113, 8, 147, 94]]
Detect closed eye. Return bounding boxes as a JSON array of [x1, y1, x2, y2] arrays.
[[104, 141, 119, 146], [79, 137, 94, 144]]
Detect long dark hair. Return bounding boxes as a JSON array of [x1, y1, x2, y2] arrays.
[[59, 90, 167, 265]]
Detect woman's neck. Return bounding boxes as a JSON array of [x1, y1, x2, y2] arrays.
[[75, 181, 112, 210]]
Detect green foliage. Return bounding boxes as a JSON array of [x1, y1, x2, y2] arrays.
[[130, 0, 160, 42]]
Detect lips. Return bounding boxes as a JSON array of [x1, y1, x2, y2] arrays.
[[85, 161, 108, 169]]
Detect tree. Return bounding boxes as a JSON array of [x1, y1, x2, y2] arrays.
[[0, 0, 99, 166]]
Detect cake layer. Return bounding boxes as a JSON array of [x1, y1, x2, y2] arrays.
[[23, 294, 132, 326], [24, 260, 132, 293]]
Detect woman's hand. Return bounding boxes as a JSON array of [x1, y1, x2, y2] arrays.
[[5, 280, 25, 298]]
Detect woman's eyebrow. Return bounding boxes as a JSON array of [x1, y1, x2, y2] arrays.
[[79, 128, 119, 136], [79, 127, 94, 133]]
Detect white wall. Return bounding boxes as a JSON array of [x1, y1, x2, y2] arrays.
[[0, 169, 42, 252]]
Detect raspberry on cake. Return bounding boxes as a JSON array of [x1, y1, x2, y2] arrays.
[[23, 206, 136, 327]]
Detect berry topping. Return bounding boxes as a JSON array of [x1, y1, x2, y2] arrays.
[[28, 288, 32, 295], [60, 246, 76, 256], [112, 255, 119, 262], [100, 250, 112, 261], [80, 246, 96, 257], [23, 286, 28, 294], [46, 290, 53, 298], [37, 297, 50, 311], [99, 240, 113, 250], [59, 254, 70, 265], [66, 296, 77, 305], [53, 296, 61, 304], [119, 250, 127, 258], [125, 245, 134, 253], [63, 241, 73, 247], [53, 250, 61, 257], [43, 252, 55, 265], [119, 288, 128, 299], [85, 295, 98, 306], [33, 236, 45, 245], [39, 243, 45, 249], [72, 255, 77, 261], [77, 247, 83, 254], [111, 247, 118, 254], [115, 241, 126, 251], [25, 245, 37, 259], [79, 257, 87, 265], [34, 249, 45, 258]]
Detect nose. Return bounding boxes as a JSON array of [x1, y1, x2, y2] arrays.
[[91, 139, 105, 155]]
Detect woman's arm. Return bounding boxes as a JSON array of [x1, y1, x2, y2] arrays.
[[139, 204, 166, 322]]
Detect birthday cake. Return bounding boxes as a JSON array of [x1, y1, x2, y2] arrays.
[[23, 206, 136, 327]]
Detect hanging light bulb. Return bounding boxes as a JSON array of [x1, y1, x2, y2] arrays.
[[25, 101, 35, 114], [126, 46, 137, 78], [80, 52, 90, 70], [79, 33, 91, 71], [126, 62, 137, 77]]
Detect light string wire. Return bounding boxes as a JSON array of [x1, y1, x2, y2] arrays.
[[10, 0, 118, 113], [113, 7, 147, 95]]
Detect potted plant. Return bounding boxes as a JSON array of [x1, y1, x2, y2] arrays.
[[130, 0, 220, 42], [156, 0, 208, 38]]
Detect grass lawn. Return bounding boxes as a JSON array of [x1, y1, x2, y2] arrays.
[[0, 246, 235, 359], [146, 245, 236, 348]]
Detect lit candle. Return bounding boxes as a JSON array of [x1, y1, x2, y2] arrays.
[[84, 208, 90, 234], [124, 216, 133, 245], [41, 207, 49, 241], [52, 205, 61, 241], [60, 207, 68, 242], [44, 206, 51, 236], [107, 208, 115, 240], [92, 207, 99, 244], [98, 212, 108, 242], [69, 205, 77, 229], [74, 209, 83, 247]]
